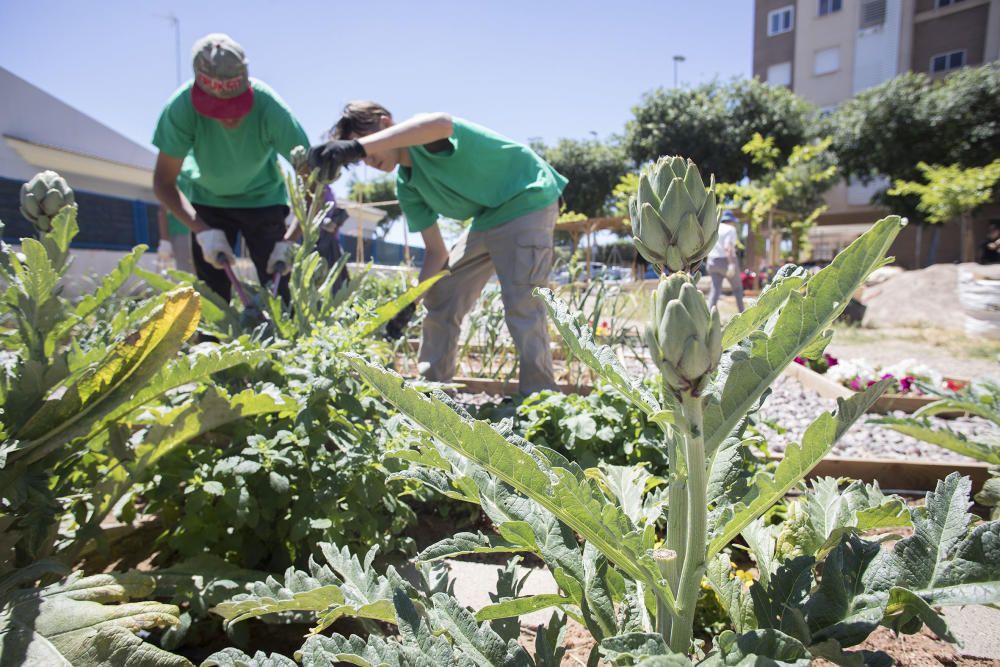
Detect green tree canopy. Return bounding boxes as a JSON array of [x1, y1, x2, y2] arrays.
[[827, 64, 1000, 209], [348, 176, 402, 236], [624, 78, 813, 183], [531, 137, 630, 218]]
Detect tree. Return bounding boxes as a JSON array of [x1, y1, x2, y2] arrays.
[[531, 137, 629, 218], [348, 176, 402, 237], [624, 78, 813, 183], [827, 64, 1000, 205], [888, 160, 1000, 263], [719, 133, 839, 263]]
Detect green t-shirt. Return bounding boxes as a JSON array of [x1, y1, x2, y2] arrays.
[[396, 118, 567, 233], [152, 78, 309, 208]]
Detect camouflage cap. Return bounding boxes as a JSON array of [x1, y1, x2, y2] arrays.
[[190, 33, 253, 120]]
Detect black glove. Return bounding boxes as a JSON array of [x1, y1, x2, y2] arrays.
[[321, 206, 349, 232], [384, 303, 416, 342], [307, 140, 367, 181]]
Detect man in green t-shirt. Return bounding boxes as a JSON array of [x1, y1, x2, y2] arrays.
[[307, 101, 567, 394], [152, 33, 309, 301]]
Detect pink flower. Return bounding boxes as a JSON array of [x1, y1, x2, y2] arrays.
[[794, 357, 806, 366], [824, 353, 839, 367], [850, 378, 862, 391]]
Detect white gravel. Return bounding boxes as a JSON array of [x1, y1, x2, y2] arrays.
[[756, 376, 997, 463]]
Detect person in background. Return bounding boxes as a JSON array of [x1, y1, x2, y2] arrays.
[[307, 101, 567, 394], [706, 210, 745, 312], [152, 33, 308, 301], [155, 161, 194, 273], [979, 220, 1000, 264]]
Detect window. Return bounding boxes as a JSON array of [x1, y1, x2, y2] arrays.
[[814, 47, 840, 75], [860, 0, 887, 28], [767, 61, 792, 86], [930, 49, 966, 73], [818, 0, 842, 15], [936, 0, 967, 7], [768, 6, 794, 36]]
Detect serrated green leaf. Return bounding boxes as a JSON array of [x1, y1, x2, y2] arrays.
[[5, 288, 201, 472], [701, 629, 811, 667], [353, 271, 448, 338], [212, 544, 408, 634], [707, 381, 890, 558], [599, 632, 671, 665], [429, 593, 533, 666], [418, 532, 533, 562], [706, 555, 756, 634], [0, 571, 190, 666], [537, 288, 663, 420], [202, 647, 298, 666], [474, 593, 571, 622], [721, 266, 807, 349], [703, 216, 904, 455], [347, 356, 674, 611], [873, 417, 1000, 465]]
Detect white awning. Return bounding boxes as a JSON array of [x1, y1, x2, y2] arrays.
[[3, 135, 153, 189]]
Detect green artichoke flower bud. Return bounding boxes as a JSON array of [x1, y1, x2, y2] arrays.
[[19, 170, 75, 234], [645, 272, 722, 396], [630, 156, 719, 273]]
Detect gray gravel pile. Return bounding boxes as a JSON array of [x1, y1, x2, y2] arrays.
[[756, 376, 996, 463]]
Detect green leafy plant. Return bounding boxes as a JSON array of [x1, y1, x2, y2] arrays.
[[874, 379, 1000, 519], [0, 190, 272, 575], [321, 157, 999, 663], [476, 383, 666, 469], [0, 565, 190, 666]]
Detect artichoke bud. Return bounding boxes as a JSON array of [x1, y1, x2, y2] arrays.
[[646, 273, 723, 396], [20, 170, 74, 234], [630, 156, 720, 273]]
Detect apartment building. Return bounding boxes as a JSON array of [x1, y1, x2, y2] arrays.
[[752, 0, 1000, 266]]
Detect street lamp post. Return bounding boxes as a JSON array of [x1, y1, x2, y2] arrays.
[[673, 54, 686, 88]]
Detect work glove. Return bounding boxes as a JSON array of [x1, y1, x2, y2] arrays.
[[321, 206, 349, 232], [384, 303, 416, 342], [267, 241, 295, 275], [307, 140, 366, 181], [196, 229, 235, 270]]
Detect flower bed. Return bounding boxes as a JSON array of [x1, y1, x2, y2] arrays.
[[786, 356, 967, 415]]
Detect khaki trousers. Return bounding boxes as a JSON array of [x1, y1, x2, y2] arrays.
[[418, 202, 558, 394]]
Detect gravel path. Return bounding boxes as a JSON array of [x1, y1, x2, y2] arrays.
[[757, 376, 996, 463]]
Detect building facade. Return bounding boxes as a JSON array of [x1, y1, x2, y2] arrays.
[[752, 0, 1000, 266]]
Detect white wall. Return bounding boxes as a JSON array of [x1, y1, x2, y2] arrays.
[[0, 67, 156, 202], [853, 0, 904, 93]]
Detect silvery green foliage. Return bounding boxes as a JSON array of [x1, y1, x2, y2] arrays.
[[19, 170, 75, 233], [213, 165, 998, 664], [629, 156, 719, 272]]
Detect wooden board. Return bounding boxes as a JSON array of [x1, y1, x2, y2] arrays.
[[448, 376, 593, 396], [805, 455, 992, 493]]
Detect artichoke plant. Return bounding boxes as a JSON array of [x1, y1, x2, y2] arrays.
[[630, 156, 719, 273], [20, 170, 75, 233], [645, 272, 722, 396]]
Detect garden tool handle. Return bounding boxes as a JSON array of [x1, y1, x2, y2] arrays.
[[270, 262, 287, 297], [218, 253, 253, 308]]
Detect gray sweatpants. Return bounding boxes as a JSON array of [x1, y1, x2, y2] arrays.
[[170, 232, 194, 274], [708, 257, 744, 312], [417, 202, 558, 394]]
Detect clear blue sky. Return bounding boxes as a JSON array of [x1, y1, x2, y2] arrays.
[[0, 0, 753, 243]]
